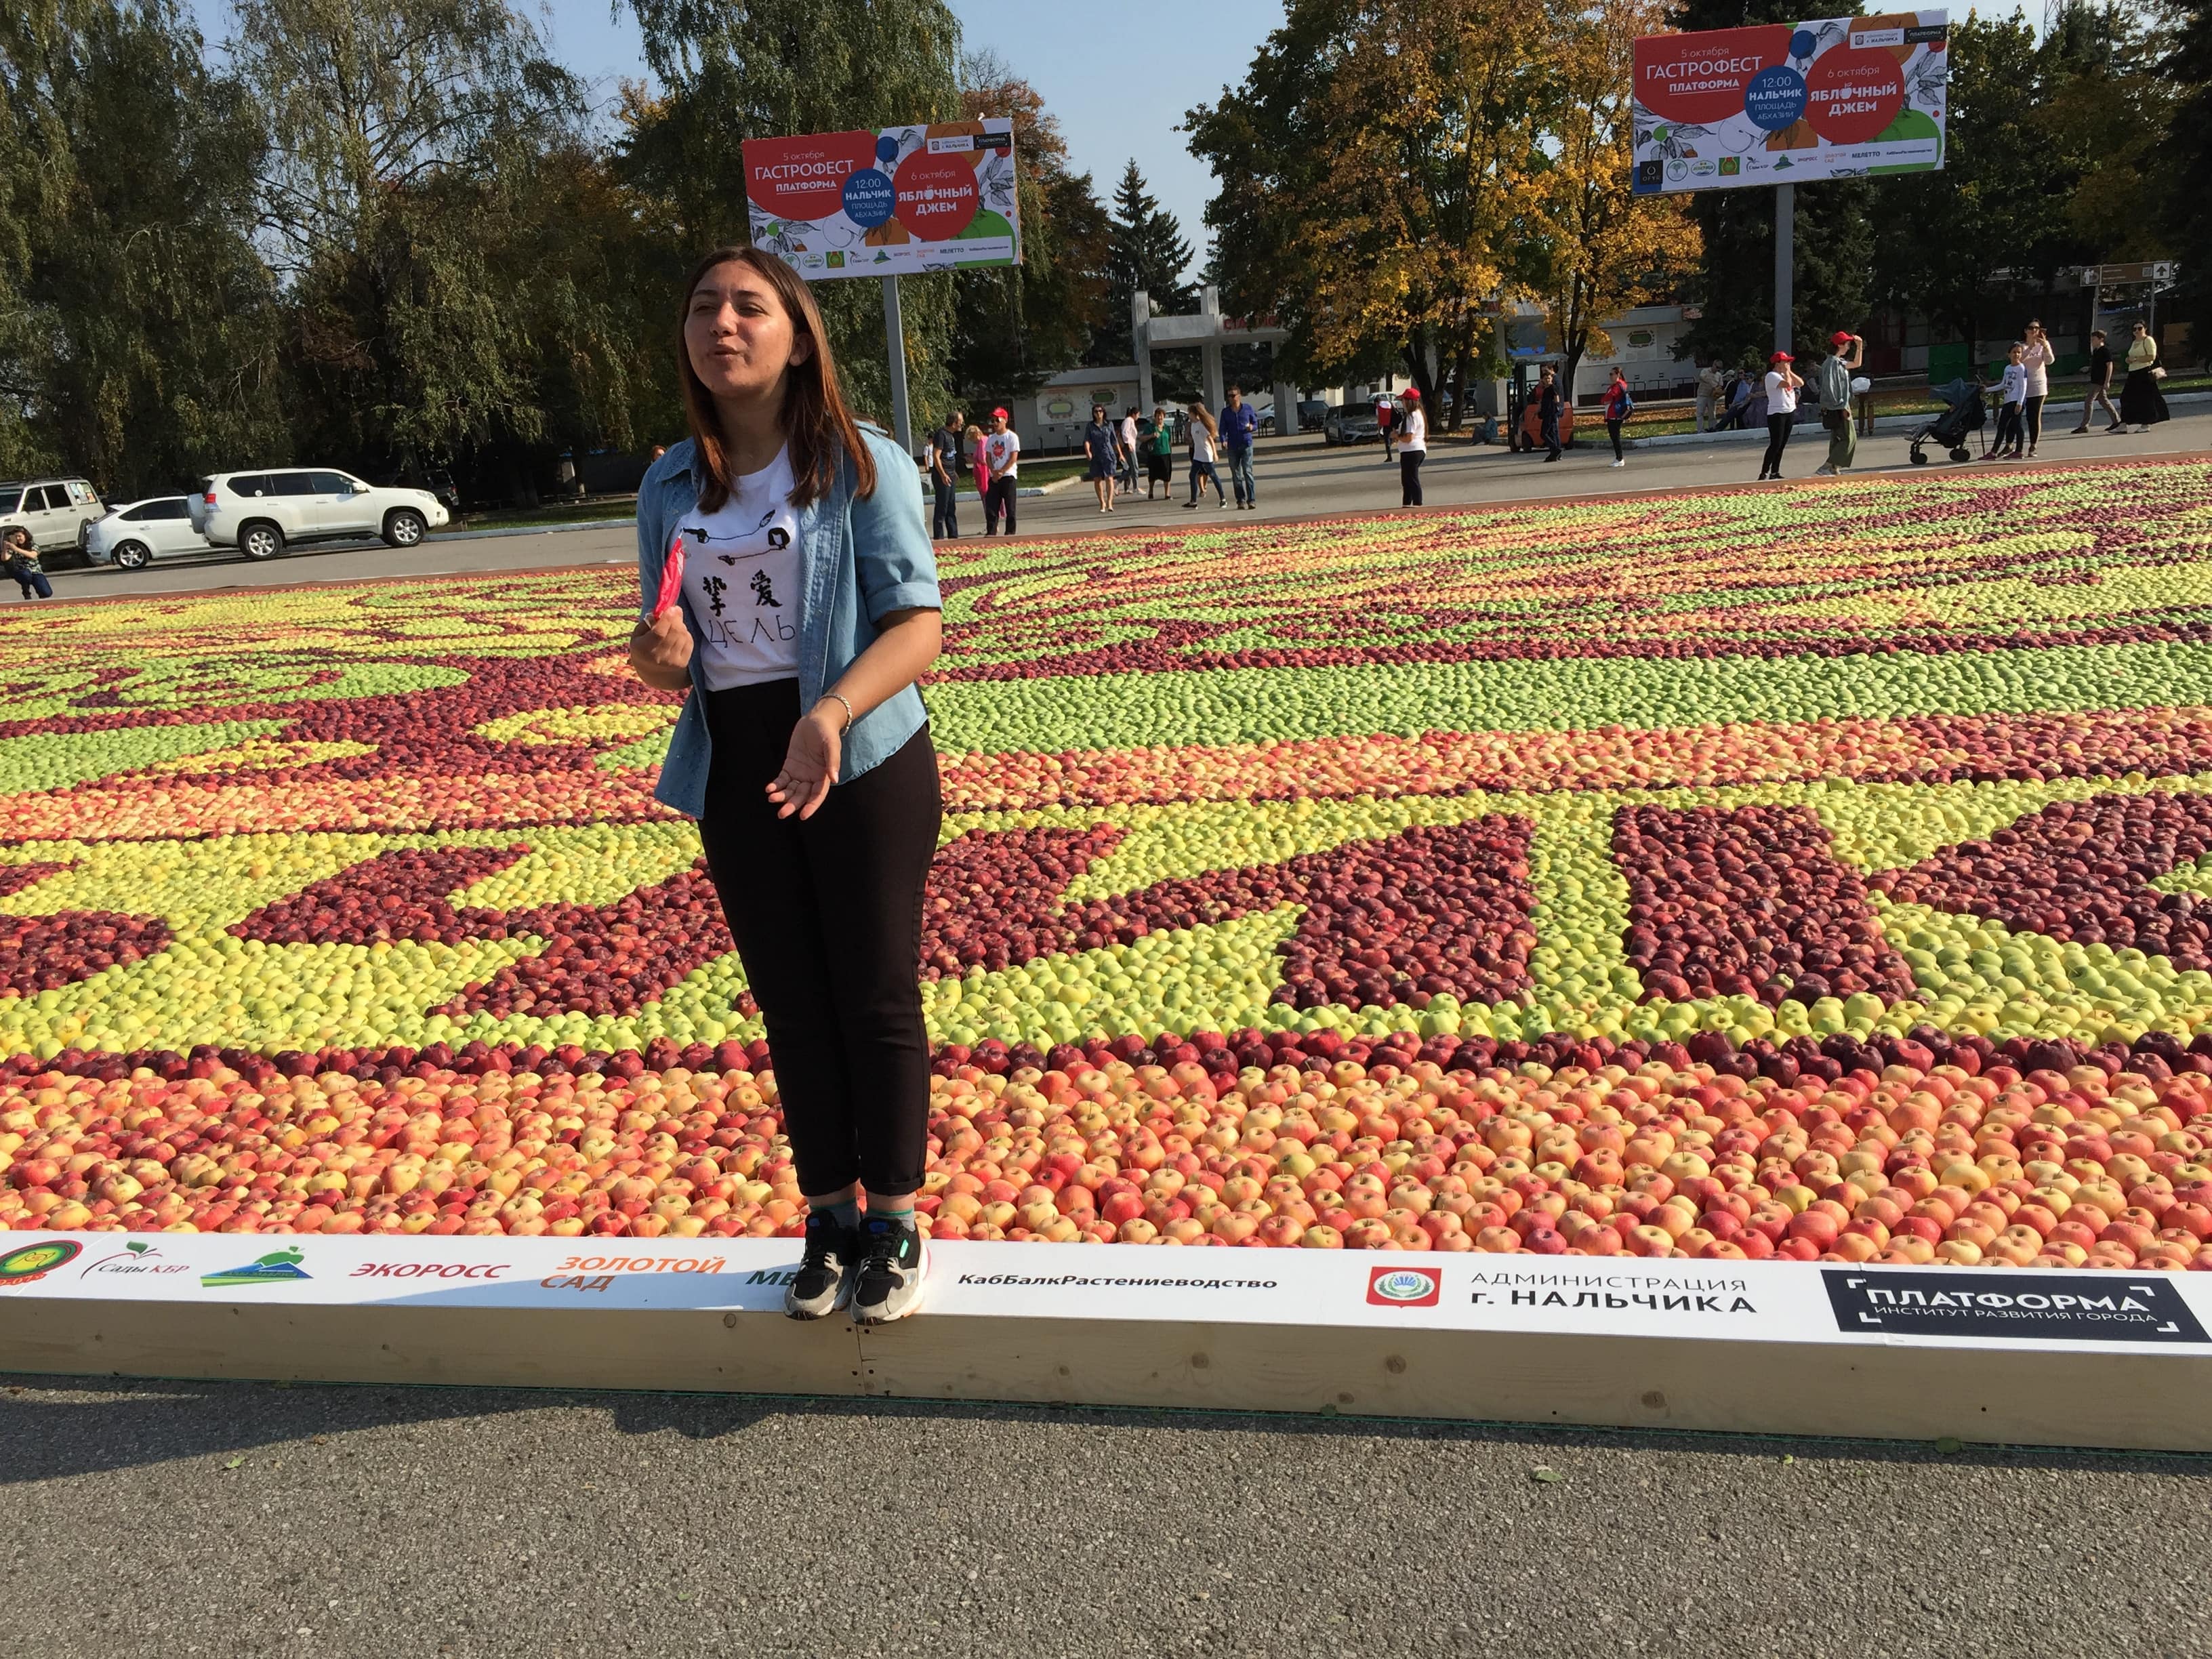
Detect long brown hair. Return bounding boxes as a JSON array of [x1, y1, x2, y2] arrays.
[[677, 245, 877, 512]]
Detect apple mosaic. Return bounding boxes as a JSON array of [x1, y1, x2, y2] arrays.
[[2, 461, 2211, 1262]]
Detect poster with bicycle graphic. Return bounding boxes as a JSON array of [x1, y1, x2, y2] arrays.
[[1632, 12, 1948, 194], [741, 119, 1020, 279]]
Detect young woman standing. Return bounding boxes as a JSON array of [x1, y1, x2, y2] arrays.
[[1396, 386, 1427, 505], [1757, 352, 1801, 480], [2018, 320, 2055, 459], [1601, 369, 1633, 468], [1183, 401, 1225, 508], [629, 247, 944, 1324]]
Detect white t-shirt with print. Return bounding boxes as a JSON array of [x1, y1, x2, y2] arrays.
[[1764, 370, 1797, 415], [982, 429, 1020, 478], [1397, 406, 1427, 453], [1999, 363, 2026, 405], [680, 447, 802, 691]]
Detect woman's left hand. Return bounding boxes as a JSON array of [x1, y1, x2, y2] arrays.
[[767, 704, 842, 820]]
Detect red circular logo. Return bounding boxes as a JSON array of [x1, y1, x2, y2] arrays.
[[893, 148, 980, 242], [1804, 50, 1905, 145]]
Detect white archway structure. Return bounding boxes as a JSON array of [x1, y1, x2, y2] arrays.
[[1134, 285, 1299, 431]]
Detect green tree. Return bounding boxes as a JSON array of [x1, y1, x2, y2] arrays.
[[947, 54, 1110, 407], [230, 0, 626, 477], [2156, 0, 2210, 361], [620, 0, 966, 430], [1091, 161, 1195, 365], [0, 0, 285, 495]]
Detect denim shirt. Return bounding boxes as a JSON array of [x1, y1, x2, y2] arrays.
[[636, 426, 939, 819]]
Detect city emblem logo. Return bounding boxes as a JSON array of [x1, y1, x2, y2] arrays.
[[0, 1238, 82, 1288], [201, 1245, 310, 1289], [1367, 1265, 1442, 1307], [1719, 157, 1741, 176]]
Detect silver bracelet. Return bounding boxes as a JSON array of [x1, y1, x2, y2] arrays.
[[821, 692, 855, 735]]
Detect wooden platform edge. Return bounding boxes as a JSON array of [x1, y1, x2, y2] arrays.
[[5, 1294, 2207, 1454]]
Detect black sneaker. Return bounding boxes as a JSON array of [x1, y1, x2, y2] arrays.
[[852, 1215, 930, 1324], [785, 1211, 859, 1320]]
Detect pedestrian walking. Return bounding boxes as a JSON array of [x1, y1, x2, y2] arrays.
[[626, 245, 944, 1325], [1538, 367, 1563, 462], [1, 527, 50, 600], [1376, 392, 1395, 462], [2019, 319, 2055, 459], [2121, 321, 2170, 432], [1117, 407, 1139, 495], [1396, 386, 1427, 504], [1813, 329, 1863, 475], [1219, 384, 1260, 509], [1757, 351, 1802, 480], [1696, 361, 1723, 432], [1601, 369, 1633, 468], [2072, 329, 2125, 433], [1183, 402, 1225, 508], [1084, 403, 1120, 515], [981, 407, 1021, 533], [1987, 344, 2027, 459], [1726, 369, 1755, 430], [1144, 407, 1175, 498], [926, 414, 962, 539]]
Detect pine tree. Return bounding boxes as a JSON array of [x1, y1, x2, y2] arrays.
[[1090, 161, 1194, 363]]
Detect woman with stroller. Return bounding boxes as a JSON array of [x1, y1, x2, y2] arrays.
[[2121, 322, 2170, 434]]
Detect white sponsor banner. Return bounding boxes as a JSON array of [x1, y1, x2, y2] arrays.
[[3, 1233, 2207, 1357]]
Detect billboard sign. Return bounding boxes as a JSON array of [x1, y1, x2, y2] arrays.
[[741, 120, 1019, 279], [1631, 12, 1948, 194]]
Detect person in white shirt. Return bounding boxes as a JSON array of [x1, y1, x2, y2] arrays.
[[1987, 344, 2028, 460], [980, 407, 1021, 534], [2018, 319, 2055, 459], [1116, 407, 1139, 495], [1757, 351, 1802, 480], [1396, 387, 1428, 505]]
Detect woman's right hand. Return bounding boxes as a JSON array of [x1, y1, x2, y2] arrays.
[[630, 605, 693, 691]]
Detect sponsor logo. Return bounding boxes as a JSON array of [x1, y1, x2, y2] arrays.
[[1849, 25, 1904, 47], [0, 1238, 81, 1288], [1904, 22, 1948, 43], [1636, 159, 1664, 190], [350, 1261, 511, 1281], [1691, 161, 1717, 176], [81, 1240, 190, 1279], [201, 1246, 310, 1289], [1719, 156, 1741, 176], [1368, 1266, 1442, 1307], [1822, 1271, 2209, 1344], [1772, 156, 1794, 169], [1666, 159, 1689, 182], [825, 251, 845, 269]]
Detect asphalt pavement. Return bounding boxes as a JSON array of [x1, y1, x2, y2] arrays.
[[2, 1372, 2205, 1659], [33, 405, 2209, 601]]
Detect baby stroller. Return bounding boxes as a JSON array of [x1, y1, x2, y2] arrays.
[[1908, 378, 1988, 465]]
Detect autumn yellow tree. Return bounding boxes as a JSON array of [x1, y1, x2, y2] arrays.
[[1189, 0, 1557, 423], [1537, 0, 1702, 391]]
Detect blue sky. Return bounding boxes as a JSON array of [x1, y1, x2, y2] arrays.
[[194, 0, 1279, 279]]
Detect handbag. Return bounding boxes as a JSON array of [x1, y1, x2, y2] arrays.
[[2152, 366, 2167, 380]]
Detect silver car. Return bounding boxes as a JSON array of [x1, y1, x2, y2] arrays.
[[84, 496, 212, 569], [1322, 405, 1382, 446]]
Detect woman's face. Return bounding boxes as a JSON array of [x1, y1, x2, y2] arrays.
[[685, 260, 810, 405]]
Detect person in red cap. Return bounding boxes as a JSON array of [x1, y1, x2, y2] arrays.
[[1813, 329, 1864, 476], [1758, 350, 1802, 480], [979, 407, 1020, 534], [1396, 386, 1427, 505]]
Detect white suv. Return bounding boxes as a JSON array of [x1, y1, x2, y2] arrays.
[[0, 477, 105, 551], [189, 468, 450, 560]]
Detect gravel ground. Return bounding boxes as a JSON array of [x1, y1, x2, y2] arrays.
[[3, 1372, 2205, 1659]]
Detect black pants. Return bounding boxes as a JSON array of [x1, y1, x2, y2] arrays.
[[984, 474, 1017, 534], [931, 477, 959, 538], [1606, 418, 1624, 461], [2021, 394, 2045, 452], [698, 679, 941, 1197], [1542, 414, 1561, 458], [1992, 403, 2022, 455], [1399, 450, 1424, 506], [1760, 413, 1793, 478]]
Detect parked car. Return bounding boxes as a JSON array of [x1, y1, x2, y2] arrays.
[[0, 477, 104, 551], [85, 496, 211, 569], [1322, 405, 1381, 445], [188, 468, 451, 560]]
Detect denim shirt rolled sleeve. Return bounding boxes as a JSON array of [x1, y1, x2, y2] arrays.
[[636, 428, 941, 821]]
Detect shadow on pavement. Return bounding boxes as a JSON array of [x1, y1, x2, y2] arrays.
[[5, 1370, 2206, 1486]]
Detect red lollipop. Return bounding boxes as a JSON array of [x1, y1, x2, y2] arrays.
[[651, 529, 687, 620]]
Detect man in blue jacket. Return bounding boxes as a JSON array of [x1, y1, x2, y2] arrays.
[[1219, 384, 1261, 510]]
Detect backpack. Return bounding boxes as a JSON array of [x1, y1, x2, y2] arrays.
[[1607, 383, 1634, 419]]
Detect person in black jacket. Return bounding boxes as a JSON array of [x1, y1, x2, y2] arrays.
[[1538, 367, 1563, 462], [2070, 329, 2123, 434]]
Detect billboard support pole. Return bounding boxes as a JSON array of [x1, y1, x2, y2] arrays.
[[1774, 182, 1795, 358], [882, 274, 914, 457]]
